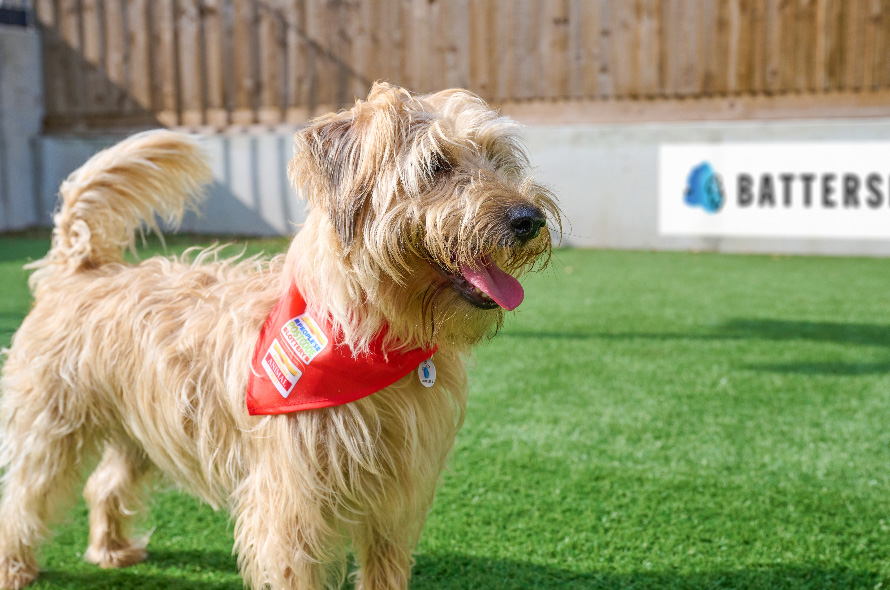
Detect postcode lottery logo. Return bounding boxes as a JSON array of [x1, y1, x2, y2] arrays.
[[281, 315, 328, 365]]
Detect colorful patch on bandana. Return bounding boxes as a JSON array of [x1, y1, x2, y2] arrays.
[[261, 338, 303, 398], [281, 314, 328, 364]]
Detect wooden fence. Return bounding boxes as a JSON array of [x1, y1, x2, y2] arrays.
[[34, 0, 890, 130]]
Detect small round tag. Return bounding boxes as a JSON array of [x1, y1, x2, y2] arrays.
[[418, 359, 436, 388]]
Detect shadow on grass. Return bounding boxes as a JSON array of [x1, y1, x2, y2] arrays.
[[507, 319, 890, 345], [413, 555, 879, 590], [504, 318, 890, 376], [33, 552, 882, 590], [741, 361, 890, 376], [721, 319, 890, 348], [35, 550, 240, 590]]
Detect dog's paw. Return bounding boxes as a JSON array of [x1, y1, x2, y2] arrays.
[[0, 555, 38, 590], [84, 543, 148, 569]]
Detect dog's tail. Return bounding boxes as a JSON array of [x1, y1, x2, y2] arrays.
[[28, 130, 212, 291]]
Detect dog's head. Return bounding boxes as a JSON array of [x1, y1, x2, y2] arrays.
[[288, 83, 560, 350]]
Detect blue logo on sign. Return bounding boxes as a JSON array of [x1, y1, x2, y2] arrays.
[[422, 366, 430, 379], [684, 162, 725, 214]]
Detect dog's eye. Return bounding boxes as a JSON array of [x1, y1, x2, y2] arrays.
[[427, 153, 451, 178]]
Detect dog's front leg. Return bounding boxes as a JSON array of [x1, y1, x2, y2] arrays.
[[232, 471, 345, 590], [351, 533, 413, 590], [349, 503, 428, 590]]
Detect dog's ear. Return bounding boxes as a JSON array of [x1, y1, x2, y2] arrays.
[[289, 109, 376, 249]]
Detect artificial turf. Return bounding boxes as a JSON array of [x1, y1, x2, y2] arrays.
[[1, 234, 890, 589]]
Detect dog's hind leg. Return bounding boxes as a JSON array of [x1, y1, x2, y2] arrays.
[[0, 385, 94, 590], [83, 442, 154, 569]]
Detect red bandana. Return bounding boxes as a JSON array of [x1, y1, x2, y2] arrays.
[[247, 284, 437, 415]]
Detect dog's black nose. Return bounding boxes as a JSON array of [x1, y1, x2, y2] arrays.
[[508, 204, 546, 242]]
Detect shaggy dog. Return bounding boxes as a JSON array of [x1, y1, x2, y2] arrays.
[[0, 83, 559, 590]]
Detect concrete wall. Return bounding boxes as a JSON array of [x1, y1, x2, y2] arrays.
[[36, 131, 307, 235], [26, 117, 890, 256], [0, 23, 42, 232]]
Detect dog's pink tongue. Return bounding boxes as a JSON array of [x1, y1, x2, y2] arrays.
[[459, 255, 524, 311]]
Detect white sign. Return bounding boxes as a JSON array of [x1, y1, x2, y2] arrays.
[[659, 142, 890, 239]]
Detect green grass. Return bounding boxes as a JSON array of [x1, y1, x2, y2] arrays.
[[2, 235, 890, 589]]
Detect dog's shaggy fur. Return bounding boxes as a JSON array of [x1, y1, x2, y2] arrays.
[[0, 83, 559, 590]]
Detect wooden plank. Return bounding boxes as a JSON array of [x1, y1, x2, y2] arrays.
[[566, 0, 584, 98], [79, 0, 105, 115], [540, 0, 570, 99], [597, 0, 613, 98], [795, 0, 817, 92], [177, 0, 202, 126], [257, 0, 286, 122], [403, 0, 432, 92], [844, 0, 863, 90], [103, 0, 128, 112], [473, 0, 502, 101], [231, 0, 257, 121], [812, 0, 828, 91], [202, 0, 226, 126], [878, 0, 890, 88], [659, 0, 676, 96], [35, 0, 66, 118], [126, 0, 151, 111], [582, 0, 600, 98], [749, 0, 767, 93], [725, 0, 741, 93], [386, 0, 405, 92], [712, 0, 732, 94], [763, 0, 780, 93], [434, 0, 450, 90], [145, 0, 170, 117], [399, 0, 416, 91], [824, 0, 844, 90], [306, 0, 323, 115], [435, 0, 454, 90], [333, 0, 354, 107], [664, 0, 686, 96], [469, 0, 491, 97], [220, 0, 237, 123], [863, 0, 881, 89], [511, 0, 534, 99], [58, 0, 83, 118], [777, 0, 795, 91], [494, 0, 514, 101], [372, 0, 391, 89], [376, 0, 401, 88], [352, 0, 374, 98], [448, 0, 471, 89], [290, 0, 313, 116], [151, 0, 180, 124], [638, 0, 661, 97], [611, 0, 633, 97], [680, 0, 699, 95]]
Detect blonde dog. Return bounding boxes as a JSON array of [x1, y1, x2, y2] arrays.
[[0, 83, 559, 590]]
